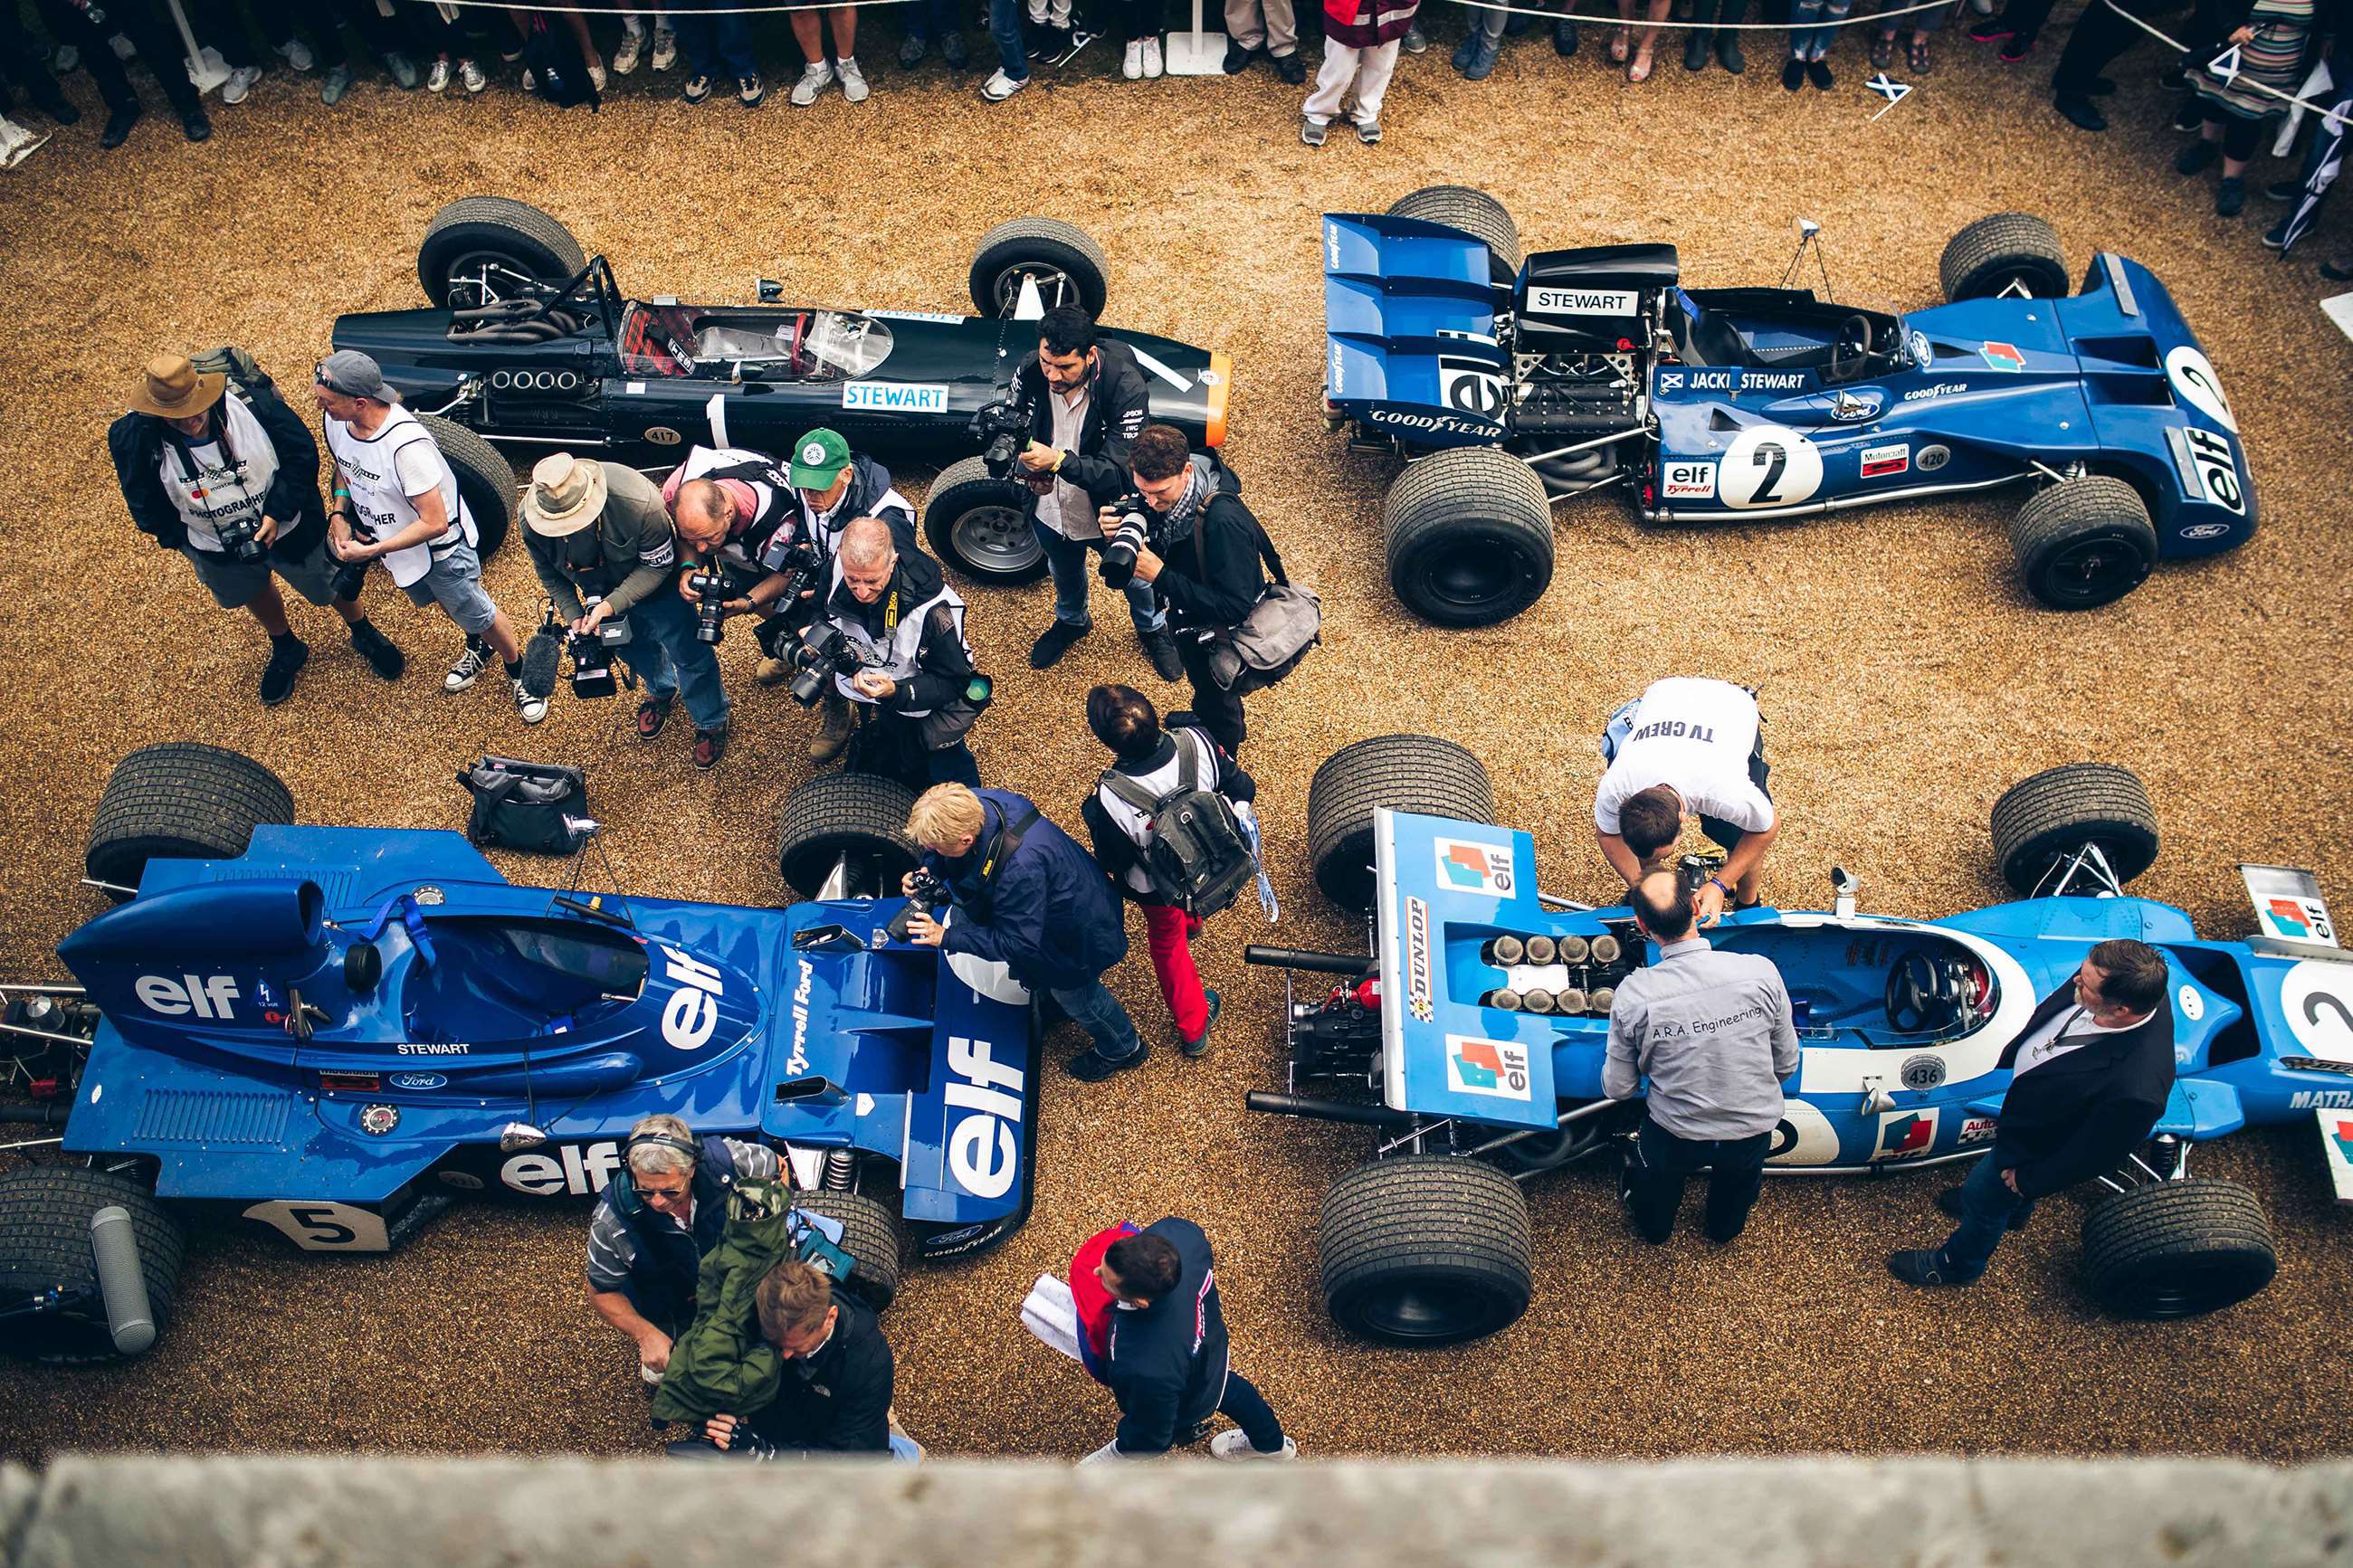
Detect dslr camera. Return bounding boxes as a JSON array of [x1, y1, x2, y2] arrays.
[[329, 515, 377, 601], [689, 557, 731, 646], [1097, 492, 1153, 588], [888, 867, 948, 943], [786, 622, 862, 708], [567, 596, 631, 700], [970, 394, 1035, 481], [215, 511, 269, 565]]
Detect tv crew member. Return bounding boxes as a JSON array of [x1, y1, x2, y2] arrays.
[[521, 453, 730, 767], [1107, 423, 1300, 755], [899, 782, 1145, 1082], [1014, 305, 1183, 681], [1889, 940, 2177, 1289], [311, 351, 541, 723], [776, 428, 919, 762], [810, 515, 986, 790], [584, 1114, 789, 1385], [1080, 683, 1258, 1058], [1594, 676, 1777, 926], [110, 351, 405, 707]]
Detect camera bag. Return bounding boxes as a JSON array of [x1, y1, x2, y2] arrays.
[[1100, 734, 1255, 917], [457, 755, 594, 855], [1193, 504, 1319, 691]]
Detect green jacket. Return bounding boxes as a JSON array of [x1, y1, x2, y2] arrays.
[[650, 1180, 847, 1425], [524, 462, 679, 620]]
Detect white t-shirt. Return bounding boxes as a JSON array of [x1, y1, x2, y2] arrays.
[[2011, 1003, 2141, 1077], [158, 393, 279, 553], [1593, 677, 1773, 835], [1034, 382, 1098, 540]]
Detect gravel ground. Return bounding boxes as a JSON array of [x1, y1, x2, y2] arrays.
[[3, 6, 2352, 1464]]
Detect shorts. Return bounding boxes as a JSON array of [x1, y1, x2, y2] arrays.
[[399, 539, 500, 637], [183, 537, 343, 612], [1699, 747, 1772, 855]]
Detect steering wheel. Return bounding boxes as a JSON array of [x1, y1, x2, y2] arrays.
[[1826, 313, 1880, 384], [1885, 952, 1954, 1034]]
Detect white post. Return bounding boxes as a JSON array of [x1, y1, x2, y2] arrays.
[[167, 0, 232, 94], [1161, 0, 1229, 74]]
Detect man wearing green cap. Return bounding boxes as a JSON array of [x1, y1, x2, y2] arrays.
[[773, 428, 919, 762]]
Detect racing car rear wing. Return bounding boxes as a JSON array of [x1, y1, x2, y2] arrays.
[[1322, 214, 1508, 443]]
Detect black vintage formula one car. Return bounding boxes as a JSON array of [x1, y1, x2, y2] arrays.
[[329, 197, 1232, 580]]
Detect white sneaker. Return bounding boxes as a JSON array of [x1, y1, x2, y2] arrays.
[[588, 62, 608, 90], [513, 677, 548, 725], [275, 36, 313, 71], [1209, 1430, 1299, 1461], [426, 56, 451, 91], [0, 116, 48, 170], [1123, 39, 1143, 76], [521, 67, 537, 90], [981, 68, 1028, 100], [1141, 36, 1162, 74], [651, 27, 678, 70], [790, 60, 834, 104], [613, 27, 643, 73], [838, 55, 868, 100], [461, 58, 487, 91], [222, 63, 262, 104], [445, 640, 492, 693]]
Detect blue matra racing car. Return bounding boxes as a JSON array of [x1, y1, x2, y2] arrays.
[[1249, 735, 2350, 1345], [1323, 188, 2256, 625], [0, 746, 1036, 1363]]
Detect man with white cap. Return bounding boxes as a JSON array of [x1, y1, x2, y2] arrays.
[[110, 351, 406, 707], [312, 349, 543, 725], [522, 452, 731, 768]]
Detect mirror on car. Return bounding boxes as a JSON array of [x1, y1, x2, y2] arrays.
[[757, 278, 784, 304]]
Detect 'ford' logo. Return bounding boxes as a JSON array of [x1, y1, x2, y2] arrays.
[[389, 1072, 448, 1091], [2179, 522, 2232, 539]]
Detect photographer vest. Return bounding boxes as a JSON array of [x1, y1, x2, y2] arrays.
[[823, 557, 967, 717], [669, 445, 797, 574], [322, 404, 472, 589], [157, 391, 278, 554]]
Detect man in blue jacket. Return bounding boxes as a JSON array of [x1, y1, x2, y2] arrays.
[[1083, 1217, 1297, 1461], [900, 782, 1146, 1082]]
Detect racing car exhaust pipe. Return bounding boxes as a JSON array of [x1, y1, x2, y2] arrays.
[[90, 1205, 156, 1356], [1243, 946, 1371, 976], [1243, 1090, 1421, 1129]]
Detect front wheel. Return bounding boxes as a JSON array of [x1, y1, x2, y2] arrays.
[[923, 455, 1046, 584], [778, 773, 921, 898], [2081, 1179, 2276, 1319], [1990, 761, 2159, 894], [793, 1189, 908, 1313], [1939, 213, 2069, 302], [1319, 1155, 1533, 1345], [967, 218, 1110, 319], [417, 196, 587, 309], [2011, 476, 2156, 611]]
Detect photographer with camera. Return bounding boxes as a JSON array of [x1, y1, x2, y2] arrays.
[[898, 783, 1146, 1083], [1100, 424, 1313, 756], [800, 515, 986, 790], [1080, 684, 1261, 1060], [521, 452, 731, 768], [312, 351, 542, 725], [772, 428, 919, 763], [1009, 305, 1182, 681], [110, 352, 406, 708]]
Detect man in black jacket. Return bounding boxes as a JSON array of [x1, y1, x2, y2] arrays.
[[110, 352, 405, 706], [1889, 938, 2177, 1288], [1014, 306, 1182, 681], [812, 516, 986, 791], [1114, 423, 1293, 755], [1083, 1218, 1296, 1460], [691, 1261, 897, 1456]]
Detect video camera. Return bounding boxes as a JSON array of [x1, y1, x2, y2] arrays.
[[1097, 492, 1152, 588], [786, 622, 862, 708], [689, 557, 731, 645], [566, 596, 630, 700], [887, 868, 947, 943], [970, 394, 1035, 481]]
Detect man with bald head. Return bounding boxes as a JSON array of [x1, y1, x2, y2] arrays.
[[1601, 870, 1800, 1245], [806, 515, 986, 790]]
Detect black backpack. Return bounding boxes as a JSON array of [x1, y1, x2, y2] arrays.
[[1100, 735, 1253, 917]]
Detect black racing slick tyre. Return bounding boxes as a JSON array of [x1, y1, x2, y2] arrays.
[[1320, 1156, 1533, 1345], [1991, 763, 2159, 896], [793, 1190, 907, 1314], [417, 196, 588, 309], [2081, 1179, 2277, 1319], [968, 218, 1110, 319], [1307, 735, 1495, 912], [86, 743, 295, 898], [1385, 448, 1555, 627], [1939, 213, 2070, 303], [417, 413, 519, 562], [1386, 185, 1522, 284], [2011, 476, 2157, 611], [0, 1167, 186, 1364], [778, 773, 921, 898], [923, 454, 1047, 585]]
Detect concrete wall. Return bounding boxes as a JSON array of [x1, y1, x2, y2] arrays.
[[3, 1456, 2348, 1567]]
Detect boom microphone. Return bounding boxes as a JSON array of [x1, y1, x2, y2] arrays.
[[520, 626, 566, 700]]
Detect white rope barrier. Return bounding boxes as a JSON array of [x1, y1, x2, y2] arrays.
[[421, 0, 1967, 31]]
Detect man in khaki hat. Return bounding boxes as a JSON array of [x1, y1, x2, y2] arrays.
[[524, 451, 731, 767], [109, 351, 405, 707]]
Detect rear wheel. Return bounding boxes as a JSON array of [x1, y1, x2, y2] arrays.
[[793, 1189, 907, 1314], [1384, 448, 1555, 627], [2081, 1179, 2276, 1319], [1939, 213, 2069, 302], [85, 743, 294, 898], [778, 773, 921, 898], [417, 196, 587, 309], [1386, 185, 1522, 284], [1320, 1155, 1533, 1345], [417, 413, 519, 560], [1991, 762, 2159, 895], [2011, 476, 2156, 611], [1307, 735, 1495, 912], [968, 218, 1110, 319], [923, 454, 1045, 585], [0, 1167, 186, 1364]]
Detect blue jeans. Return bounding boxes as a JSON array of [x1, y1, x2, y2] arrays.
[[989, 0, 1030, 78], [1033, 519, 1165, 633], [1050, 974, 1143, 1062], [1787, 0, 1851, 57], [1937, 1143, 2034, 1281], [630, 588, 731, 734], [904, 0, 960, 40], [675, 2, 757, 76]]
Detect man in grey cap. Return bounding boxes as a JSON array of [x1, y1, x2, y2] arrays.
[[314, 350, 543, 724], [523, 452, 732, 768]]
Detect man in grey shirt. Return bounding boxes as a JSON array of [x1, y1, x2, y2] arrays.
[[1603, 870, 1801, 1244]]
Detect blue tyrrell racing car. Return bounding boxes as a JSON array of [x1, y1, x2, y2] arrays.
[[1251, 736, 2349, 1344], [1323, 190, 2256, 624], [0, 747, 1036, 1362]]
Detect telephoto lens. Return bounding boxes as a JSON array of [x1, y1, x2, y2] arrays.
[[1591, 933, 1623, 965], [1558, 935, 1590, 965], [1522, 989, 1557, 1015], [1097, 499, 1150, 587], [1483, 935, 1525, 966], [1485, 988, 1524, 1012], [1524, 935, 1557, 965], [690, 561, 729, 645]]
